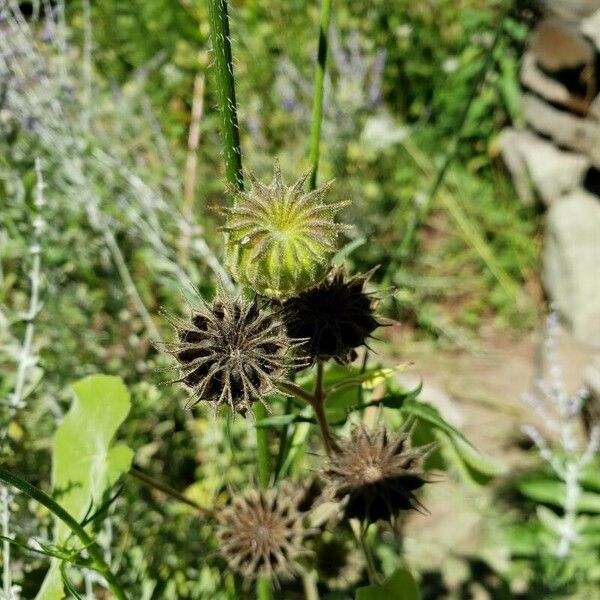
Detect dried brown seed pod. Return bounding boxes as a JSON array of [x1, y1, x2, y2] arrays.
[[282, 266, 382, 365], [321, 425, 434, 523], [216, 482, 310, 581], [165, 292, 292, 414]]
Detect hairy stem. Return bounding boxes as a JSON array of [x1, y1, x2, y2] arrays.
[[207, 2, 271, 596], [0, 466, 128, 600], [277, 380, 316, 404], [308, 0, 333, 190], [208, 0, 243, 190]]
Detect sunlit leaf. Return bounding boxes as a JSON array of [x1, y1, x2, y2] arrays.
[[35, 375, 133, 600]]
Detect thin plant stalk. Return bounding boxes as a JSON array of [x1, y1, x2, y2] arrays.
[[308, 0, 333, 190], [129, 468, 215, 518], [312, 361, 334, 455], [207, 0, 243, 190], [0, 466, 128, 600], [350, 519, 379, 584], [207, 2, 271, 598], [253, 403, 271, 489], [1, 487, 10, 597], [179, 72, 206, 265]]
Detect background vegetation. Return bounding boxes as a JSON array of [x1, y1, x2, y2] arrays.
[[4, 1, 596, 599]]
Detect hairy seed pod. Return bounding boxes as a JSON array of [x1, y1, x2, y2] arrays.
[[282, 266, 382, 365], [222, 163, 350, 298], [217, 482, 310, 581], [165, 293, 291, 414], [321, 425, 434, 523]]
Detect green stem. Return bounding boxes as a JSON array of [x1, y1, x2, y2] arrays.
[[351, 519, 379, 585], [253, 403, 271, 489], [129, 468, 215, 518], [312, 361, 335, 456], [0, 465, 127, 600], [257, 575, 271, 600], [308, 0, 333, 190], [274, 396, 293, 481], [360, 530, 379, 585], [208, 0, 243, 190], [208, 2, 271, 597], [277, 380, 316, 404], [389, 10, 505, 272]]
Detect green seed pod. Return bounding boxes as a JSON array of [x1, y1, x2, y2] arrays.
[[222, 163, 350, 298]]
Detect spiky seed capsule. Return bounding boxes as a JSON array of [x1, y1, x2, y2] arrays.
[[313, 532, 364, 591], [321, 425, 434, 524], [217, 482, 309, 581], [222, 163, 350, 298], [282, 266, 382, 365], [165, 293, 290, 414]]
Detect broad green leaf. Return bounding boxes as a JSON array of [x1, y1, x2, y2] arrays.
[[518, 478, 600, 512], [356, 568, 421, 600], [36, 375, 133, 600]]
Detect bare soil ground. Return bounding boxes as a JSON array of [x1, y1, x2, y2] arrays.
[[384, 323, 598, 595]]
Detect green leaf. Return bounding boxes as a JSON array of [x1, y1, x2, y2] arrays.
[[505, 522, 544, 557], [356, 568, 421, 600], [518, 478, 600, 512], [400, 399, 506, 479], [35, 375, 133, 600], [333, 236, 366, 264]]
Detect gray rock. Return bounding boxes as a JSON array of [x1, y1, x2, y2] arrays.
[[584, 356, 600, 400], [581, 9, 600, 49], [542, 0, 600, 22], [532, 19, 594, 71], [520, 51, 591, 115], [499, 128, 590, 206], [543, 190, 600, 348], [522, 94, 600, 166]]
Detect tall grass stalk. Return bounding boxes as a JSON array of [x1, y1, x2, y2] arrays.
[[308, 0, 333, 190]]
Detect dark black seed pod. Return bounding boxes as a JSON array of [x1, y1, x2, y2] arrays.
[[281, 266, 382, 365], [165, 293, 291, 414], [321, 425, 434, 524], [216, 482, 309, 581]]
